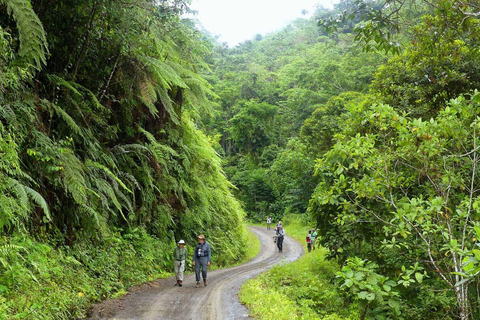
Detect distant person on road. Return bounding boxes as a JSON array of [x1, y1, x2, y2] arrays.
[[267, 216, 272, 230], [276, 226, 285, 252], [311, 229, 318, 251], [306, 230, 312, 253], [193, 234, 211, 288], [275, 221, 282, 233], [174, 240, 187, 287]]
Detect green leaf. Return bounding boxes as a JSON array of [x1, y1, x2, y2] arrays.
[[345, 279, 354, 287], [473, 249, 480, 261], [415, 272, 423, 284], [358, 291, 368, 299]]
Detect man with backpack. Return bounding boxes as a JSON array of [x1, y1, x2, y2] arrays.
[[193, 234, 211, 288], [276, 226, 285, 252]]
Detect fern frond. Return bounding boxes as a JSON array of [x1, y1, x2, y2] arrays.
[[60, 152, 88, 205], [95, 179, 122, 212], [0, 244, 25, 269], [115, 187, 133, 215], [138, 76, 159, 117], [156, 86, 179, 124], [0, 104, 17, 125], [49, 102, 84, 136], [9, 178, 51, 221], [2, 0, 48, 71], [46, 74, 81, 96], [47, 74, 106, 124], [118, 171, 141, 193], [111, 143, 152, 157], [23, 184, 51, 221], [80, 204, 107, 231], [139, 55, 187, 90], [85, 160, 133, 194], [7, 178, 28, 208], [138, 126, 179, 158]]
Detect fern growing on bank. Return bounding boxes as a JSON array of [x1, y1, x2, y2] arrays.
[[0, 1, 250, 318], [1, 0, 48, 71]]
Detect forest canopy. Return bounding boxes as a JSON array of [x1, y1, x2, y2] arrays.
[[0, 0, 247, 318]]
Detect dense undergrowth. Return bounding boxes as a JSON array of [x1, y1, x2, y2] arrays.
[[0, 229, 171, 319], [0, 225, 259, 319], [0, 1, 250, 318]]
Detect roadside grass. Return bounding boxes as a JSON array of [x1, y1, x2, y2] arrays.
[[244, 226, 262, 262], [209, 225, 261, 270], [239, 214, 361, 320]]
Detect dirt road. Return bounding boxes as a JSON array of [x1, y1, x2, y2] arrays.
[[86, 226, 304, 320]]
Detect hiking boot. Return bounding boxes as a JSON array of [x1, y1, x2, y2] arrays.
[[174, 280, 179, 286], [195, 282, 201, 288], [178, 281, 183, 287], [203, 279, 207, 286]]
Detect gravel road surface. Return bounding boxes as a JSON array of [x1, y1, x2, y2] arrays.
[[86, 226, 304, 320]]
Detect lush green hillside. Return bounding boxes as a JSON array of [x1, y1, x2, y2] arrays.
[[207, 0, 480, 319], [0, 1, 248, 318]]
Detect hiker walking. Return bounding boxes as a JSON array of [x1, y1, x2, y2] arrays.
[[311, 229, 318, 251], [267, 216, 272, 230], [174, 240, 187, 287], [193, 234, 211, 288], [306, 230, 312, 253], [276, 226, 285, 252], [275, 221, 282, 232]]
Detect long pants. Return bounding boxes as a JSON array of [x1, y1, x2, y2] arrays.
[[174, 260, 185, 281], [195, 256, 209, 281], [311, 238, 316, 250], [267, 223, 271, 230], [277, 236, 284, 252]]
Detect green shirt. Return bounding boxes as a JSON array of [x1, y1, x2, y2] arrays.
[[174, 246, 187, 261]]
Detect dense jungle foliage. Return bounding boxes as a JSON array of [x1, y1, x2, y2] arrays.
[[204, 0, 480, 319], [3, 0, 480, 319], [0, 0, 248, 318]]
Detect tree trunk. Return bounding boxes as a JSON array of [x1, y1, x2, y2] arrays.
[[455, 283, 470, 320]]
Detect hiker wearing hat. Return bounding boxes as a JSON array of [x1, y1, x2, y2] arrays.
[[174, 240, 187, 287], [193, 234, 211, 288]]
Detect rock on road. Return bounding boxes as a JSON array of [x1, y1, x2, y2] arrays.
[[86, 226, 304, 320]]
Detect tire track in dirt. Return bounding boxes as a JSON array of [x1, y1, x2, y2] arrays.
[[86, 226, 304, 320]]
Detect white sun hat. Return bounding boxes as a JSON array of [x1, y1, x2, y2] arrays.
[[177, 240, 185, 244]]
